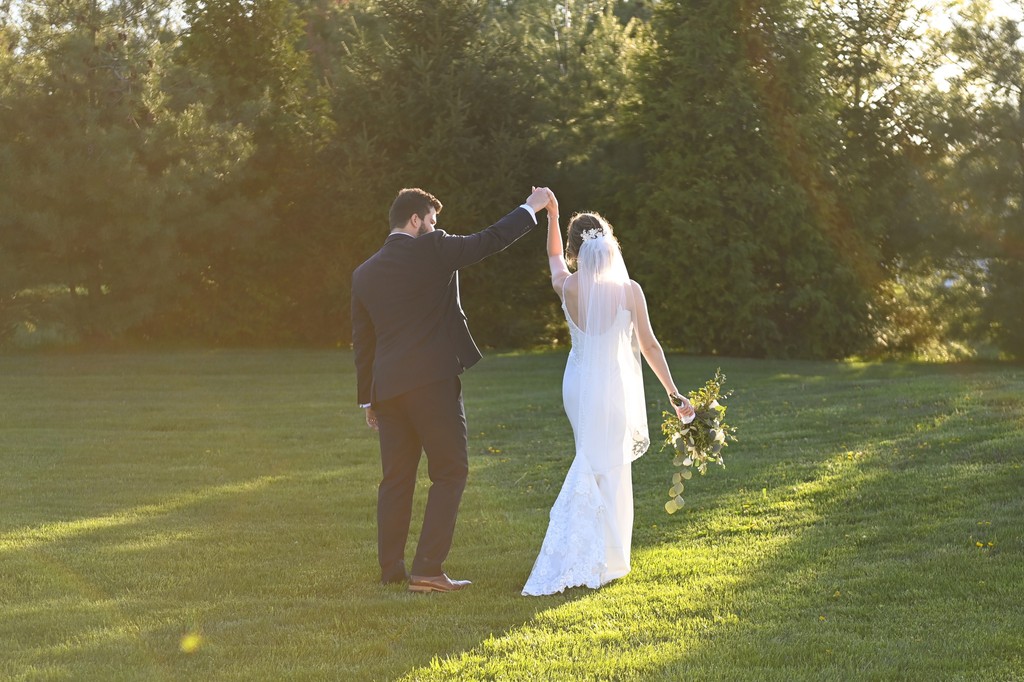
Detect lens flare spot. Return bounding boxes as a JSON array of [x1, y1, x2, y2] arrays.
[[180, 632, 203, 654]]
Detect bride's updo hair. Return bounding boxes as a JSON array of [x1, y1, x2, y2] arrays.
[[565, 212, 619, 270]]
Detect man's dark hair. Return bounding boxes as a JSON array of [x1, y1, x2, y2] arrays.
[[389, 188, 443, 231]]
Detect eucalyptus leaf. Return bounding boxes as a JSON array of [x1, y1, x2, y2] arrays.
[[657, 370, 738, 512]]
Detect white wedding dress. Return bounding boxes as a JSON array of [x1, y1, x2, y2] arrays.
[[522, 236, 650, 596]]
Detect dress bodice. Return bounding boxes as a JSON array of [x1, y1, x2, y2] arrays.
[[563, 301, 632, 368]]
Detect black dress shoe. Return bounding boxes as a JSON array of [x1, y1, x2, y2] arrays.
[[381, 571, 409, 585]]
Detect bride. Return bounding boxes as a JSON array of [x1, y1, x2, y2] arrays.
[[522, 191, 695, 596]]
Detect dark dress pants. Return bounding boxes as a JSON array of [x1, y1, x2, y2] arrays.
[[374, 376, 468, 579]]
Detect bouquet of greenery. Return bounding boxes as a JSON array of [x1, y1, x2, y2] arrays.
[[661, 368, 737, 514]]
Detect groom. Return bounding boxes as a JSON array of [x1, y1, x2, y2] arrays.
[[352, 186, 552, 592]]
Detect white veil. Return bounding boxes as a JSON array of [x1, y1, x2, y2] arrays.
[[570, 234, 650, 468]]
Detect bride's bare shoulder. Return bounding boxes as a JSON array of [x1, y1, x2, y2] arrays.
[[562, 273, 578, 293]]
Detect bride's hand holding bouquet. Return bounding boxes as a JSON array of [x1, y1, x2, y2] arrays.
[[662, 368, 737, 514], [669, 392, 695, 424]]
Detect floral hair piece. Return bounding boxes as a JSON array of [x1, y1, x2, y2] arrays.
[[581, 227, 604, 241]]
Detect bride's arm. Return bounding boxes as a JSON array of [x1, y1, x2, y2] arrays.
[[630, 280, 694, 416], [546, 194, 570, 295]]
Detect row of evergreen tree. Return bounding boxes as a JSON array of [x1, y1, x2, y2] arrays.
[[1, 0, 1021, 359]]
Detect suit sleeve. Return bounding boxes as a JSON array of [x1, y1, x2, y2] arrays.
[[434, 206, 535, 271], [351, 286, 376, 406]]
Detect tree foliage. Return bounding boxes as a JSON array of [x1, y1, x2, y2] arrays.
[[327, 0, 550, 348], [160, 0, 334, 344], [622, 0, 870, 358], [0, 0, 250, 345], [0, 0, 1020, 359], [938, 0, 1024, 358]]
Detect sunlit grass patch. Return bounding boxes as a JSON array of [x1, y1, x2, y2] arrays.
[[1, 351, 1021, 680]]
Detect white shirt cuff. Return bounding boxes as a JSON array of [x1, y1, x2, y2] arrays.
[[519, 204, 538, 224]]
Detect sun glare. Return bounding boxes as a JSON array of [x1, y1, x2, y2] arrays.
[[917, 0, 1024, 91]]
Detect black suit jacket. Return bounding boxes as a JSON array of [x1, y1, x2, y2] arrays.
[[351, 206, 535, 406]]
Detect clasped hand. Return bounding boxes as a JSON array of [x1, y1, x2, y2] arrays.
[[528, 186, 558, 215]]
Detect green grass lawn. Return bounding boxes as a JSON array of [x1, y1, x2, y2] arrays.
[[1, 350, 1022, 681]]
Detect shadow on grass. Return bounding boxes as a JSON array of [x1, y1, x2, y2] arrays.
[[5, 351, 1021, 680], [1, 442, 583, 680], [394, 356, 1024, 680], [631, 453, 1024, 679], [0, 475, 286, 553], [0, 349, 592, 680], [626, 359, 1024, 678]]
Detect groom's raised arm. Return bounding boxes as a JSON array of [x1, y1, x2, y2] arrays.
[[433, 188, 550, 271], [433, 207, 534, 271]]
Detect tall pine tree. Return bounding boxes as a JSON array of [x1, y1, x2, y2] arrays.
[[0, 1, 229, 345], [169, 0, 334, 344], [623, 0, 868, 358], [331, 0, 547, 348]]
